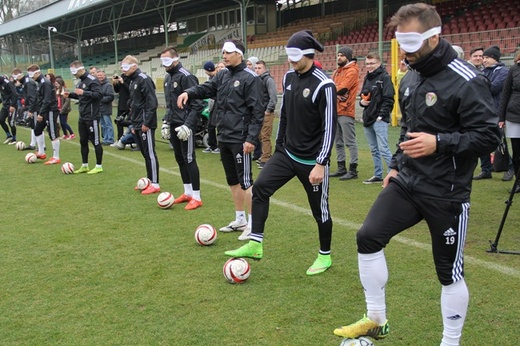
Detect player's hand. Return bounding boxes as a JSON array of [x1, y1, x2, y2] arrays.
[[74, 88, 84, 96], [37, 115, 43, 122], [399, 132, 437, 158], [309, 164, 325, 185], [27, 112, 34, 118], [243, 141, 255, 154], [63, 91, 70, 98], [337, 95, 347, 102], [142, 124, 149, 132], [177, 92, 189, 109], [360, 99, 370, 106], [499, 121, 505, 129], [383, 169, 398, 188], [175, 125, 191, 141]]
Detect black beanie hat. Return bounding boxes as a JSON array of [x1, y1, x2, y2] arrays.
[[287, 30, 324, 54], [338, 46, 353, 60], [483, 45, 501, 61]]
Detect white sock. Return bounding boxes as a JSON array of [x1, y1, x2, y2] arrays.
[[30, 130, 36, 146], [248, 214, 252, 230], [52, 139, 60, 159], [236, 211, 246, 224], [358, 250, 388, 325], [183, 184, 193, 196], [152, 183, 159, 188], [95, 164, 102, 169], [82, 163, 88, 168], [192, 190, 201, 201], [440, 279, 468, 346], [36, 134, 45, 155]]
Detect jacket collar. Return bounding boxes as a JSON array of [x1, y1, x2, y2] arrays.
[[407, 38, 457, 77]]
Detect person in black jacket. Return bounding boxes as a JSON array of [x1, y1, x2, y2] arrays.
[[499, 52, 520, 193], [96, 69, 115, 146], [224, 30, 337, 275], [112, 73, 131, 142], [13, 71, 38, 150], [334, 4, 500, 345], [26, 65, 61, 164], [122, 55, 160, 195], [178, 39, 264, 240], [160, 46, 204, 210], [359, 52, 395, 185], [65, 61, 103, 174], [0, 73, 18, 144]]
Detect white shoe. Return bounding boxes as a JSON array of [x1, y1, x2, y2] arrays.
[[219, 220, 247, 232], [237, 227, 251, 241]]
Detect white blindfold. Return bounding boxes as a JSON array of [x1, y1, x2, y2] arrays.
[[285, 47, 315, 62], [120, 63, 137, 72], [28, 70, 41, 78], [69, 66, 84, 75], [222, 42, 244, 56], [395, 26, 441, 53], [161, 57, 179, 67]]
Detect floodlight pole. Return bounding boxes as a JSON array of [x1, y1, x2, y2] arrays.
[[233, 0, 250, 54], [48, 26, 56, 72]]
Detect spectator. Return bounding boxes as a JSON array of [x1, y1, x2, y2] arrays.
[[360, 52, 395, 184], [55, 76, 75, 140], [499, 52, 520, 193], [177, 39, 264, 241], [330, 46, 360, 180], [96, 69, 115, 146], [467, 46, 484, 71], [201, 61, 220, 154], [254, 60, 277, 169], [112, 73, 131, 142], [474, 45, 513, 181]]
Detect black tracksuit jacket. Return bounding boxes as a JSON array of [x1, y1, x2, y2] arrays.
[[391, 39, 500, 202], [185, 61, 264, 145]]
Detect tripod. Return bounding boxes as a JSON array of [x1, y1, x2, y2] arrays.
[[487, 166, 520, 255]]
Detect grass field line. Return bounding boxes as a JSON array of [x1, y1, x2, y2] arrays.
[[61, 138, 520, 278]]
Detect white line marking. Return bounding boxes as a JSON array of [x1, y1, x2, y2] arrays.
[[57, 136, 520, 278]]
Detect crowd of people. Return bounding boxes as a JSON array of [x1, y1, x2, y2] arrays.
[[2, 3, 519, 343]]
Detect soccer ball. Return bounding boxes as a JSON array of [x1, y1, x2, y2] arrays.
[[15, 141, 26, 150], [157, 192, 174, 209], [136, 177, 151, 190], [223, 258, 251, 284], [25, 152, 37, 163], [339, 337, 374, 346], [194, 224, 217, 246], [61, 162, 75, 174]]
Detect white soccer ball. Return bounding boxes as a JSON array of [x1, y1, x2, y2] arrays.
[[157, 192, 174, 209], [61, 162, 75, 174], [223, 258, 251, 284], [339, 337, 374, 346], [136, 177, 151, 190], [195, 224, 217, 246], [15, 141, 26, 150], [25, 152, 37, 163]]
